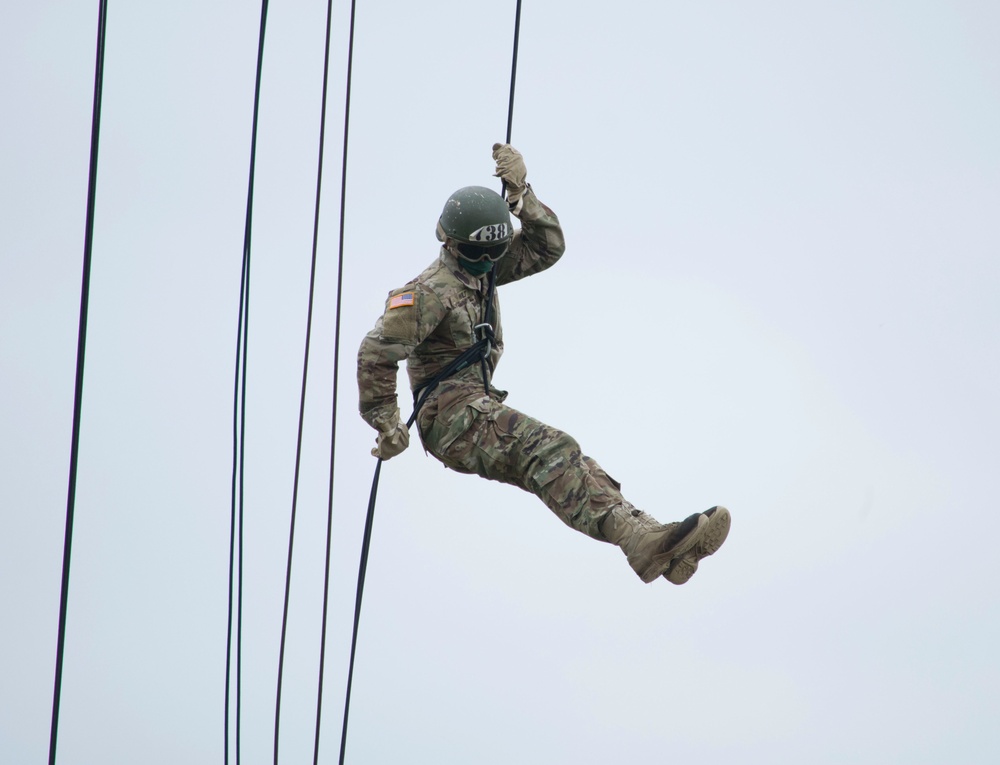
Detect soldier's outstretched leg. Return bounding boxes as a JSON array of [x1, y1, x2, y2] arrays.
[[418, 392, 731, 583]]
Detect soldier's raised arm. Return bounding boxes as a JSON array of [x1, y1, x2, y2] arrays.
[[490, 143, 565, 286]]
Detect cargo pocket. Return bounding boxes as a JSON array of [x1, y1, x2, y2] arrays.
[[452, 402, 523, 488], [422, 393, 489, 461]]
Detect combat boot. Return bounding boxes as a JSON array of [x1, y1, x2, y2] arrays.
[[600, 503, 708, 583], [663, 506, 731, 585]]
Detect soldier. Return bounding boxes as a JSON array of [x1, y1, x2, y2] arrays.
[[357, 144, 730, 584]]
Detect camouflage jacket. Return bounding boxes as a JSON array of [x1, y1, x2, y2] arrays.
[[357, 185, 565, 434]]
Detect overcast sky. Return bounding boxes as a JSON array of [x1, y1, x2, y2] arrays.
[[2, 1, 999, 763]]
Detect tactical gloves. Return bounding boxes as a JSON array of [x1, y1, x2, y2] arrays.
[[371, 409, 410, 460], [492, 143, 527, 212]]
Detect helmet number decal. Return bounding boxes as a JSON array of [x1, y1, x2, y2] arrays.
[[468, 223, 510, 242]]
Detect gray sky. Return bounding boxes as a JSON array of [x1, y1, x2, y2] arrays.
[[2, 1, 999, 763]]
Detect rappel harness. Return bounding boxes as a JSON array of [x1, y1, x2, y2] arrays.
[[406, 265, 498, 428]]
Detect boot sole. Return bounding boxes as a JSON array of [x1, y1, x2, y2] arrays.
[[664, 506, 731, 585], [636, 513, 709, 583]]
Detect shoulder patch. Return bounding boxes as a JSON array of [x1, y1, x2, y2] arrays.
[[388, 291, 415, 310], [381, 288, 420, 345]]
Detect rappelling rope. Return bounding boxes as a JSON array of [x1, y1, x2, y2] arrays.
[[309, 0, 353, 759], [337, 2, 524, 763], [274, 0, 343, 765], [506, 0, 522, 145], [226, 2, 270, 764], [269, 0, 347, 760], [48, 3, 109, 764]]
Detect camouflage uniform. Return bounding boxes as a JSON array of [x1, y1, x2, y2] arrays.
[[357, 186, 623, 541]]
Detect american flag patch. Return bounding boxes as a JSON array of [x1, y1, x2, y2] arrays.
[[389, 292, 415, 310]]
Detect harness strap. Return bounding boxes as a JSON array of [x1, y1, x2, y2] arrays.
[[408, 267, 498, 426]]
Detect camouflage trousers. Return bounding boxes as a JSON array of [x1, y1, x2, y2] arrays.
[[417, 385, 622, 541]]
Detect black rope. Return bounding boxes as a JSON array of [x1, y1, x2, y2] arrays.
[[271, 0, 340, 758], [227, 3, 269, 764], [313, 0, 356, 760], [337, 4, 524, 763], [48, 2, 108, 763], [506, 0, 522, 144], [333, 2, 363, 764], [338, 456, 379, 765], [476, 268, 499, 395]]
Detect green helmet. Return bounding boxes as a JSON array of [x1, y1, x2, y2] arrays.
[[436, 186, 512, 247]]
